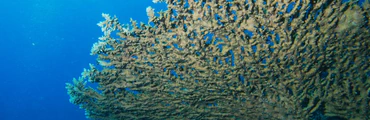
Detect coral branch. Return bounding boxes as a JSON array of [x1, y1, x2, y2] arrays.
[[66, 0, 370, 119]]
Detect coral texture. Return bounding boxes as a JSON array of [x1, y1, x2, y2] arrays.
[[66, 0, 370, 119]]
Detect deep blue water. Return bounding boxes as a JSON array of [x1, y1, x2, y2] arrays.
[[0, 0, 166, 120], [1, 0, 367, 120]]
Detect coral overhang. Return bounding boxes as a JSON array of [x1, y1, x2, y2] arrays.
[[66, 0, 370, 119]]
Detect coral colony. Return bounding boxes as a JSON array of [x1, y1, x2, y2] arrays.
[[66, 0, 370, 119]]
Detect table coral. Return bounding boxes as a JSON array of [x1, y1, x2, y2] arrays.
[[66, 0, 370, 119]]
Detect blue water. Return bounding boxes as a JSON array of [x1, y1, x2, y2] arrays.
[[0, 0, 166, 120], [1, 0, 367, 119]]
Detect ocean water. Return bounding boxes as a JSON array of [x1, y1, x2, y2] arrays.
[[0, 0, 165, 120], [1, 0, 369, 120]]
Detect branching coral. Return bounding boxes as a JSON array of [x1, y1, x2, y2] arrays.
[[66, 0, 370, 119]]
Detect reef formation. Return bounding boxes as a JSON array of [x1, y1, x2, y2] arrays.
[[66, 0, 370, 119]]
